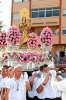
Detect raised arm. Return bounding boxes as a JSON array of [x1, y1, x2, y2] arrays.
[[51, 78, 66, 92], [26, 81, 31, 91]]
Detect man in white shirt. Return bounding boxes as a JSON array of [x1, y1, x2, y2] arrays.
[[51, 75, 66, 100], [1, 66, 14, 100], [36, 64, 62, 100], [29, 65, 45, 100], [1, 65, 9, 100], [5, 64, 31, 100]]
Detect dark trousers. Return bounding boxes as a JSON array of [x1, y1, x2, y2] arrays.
[[33, 96, 44, 100], [27, 96, 33, 100], [45, 97, 61, 100]]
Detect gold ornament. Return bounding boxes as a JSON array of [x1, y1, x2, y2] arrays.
[[19, 8, 30, 19]]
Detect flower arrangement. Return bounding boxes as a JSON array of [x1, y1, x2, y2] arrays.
[[6, 25, 21, 45], [17, 52, 31, 63], [0, 31, 7, 47], [40, 27, 54, 46], [27, 32, 38, 49], [1, 51, 45, 63]]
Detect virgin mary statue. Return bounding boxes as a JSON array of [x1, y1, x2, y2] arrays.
[[19, 8, 31, 46]]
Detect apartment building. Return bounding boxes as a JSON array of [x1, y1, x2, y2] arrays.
[[11, 0, 66, 58]]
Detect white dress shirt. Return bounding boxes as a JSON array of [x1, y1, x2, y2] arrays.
[[51, 78, 66, 100], [41, 71, 62, 99], [35, 78, 45, 99], [0, 77, 9, 91], [2, 77, 9, 88], [6, 77, 26, 100]]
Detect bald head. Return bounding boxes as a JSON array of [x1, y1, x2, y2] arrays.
[[14, 65, 22, 80], [14, 64, 22, 70]]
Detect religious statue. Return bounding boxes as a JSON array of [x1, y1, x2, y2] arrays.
[[19, 8, 31, 46]]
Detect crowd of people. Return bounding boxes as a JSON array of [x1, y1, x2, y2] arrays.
[[0, 64, 66, 100], [54, 54, 66, 64]]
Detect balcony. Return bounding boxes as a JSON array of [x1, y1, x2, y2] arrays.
[[13, 2, 29, 13], [31, 17, 59, 27], [54, 35, 59, 44], [61, 35, 66, 44], [61, 27, 66, 44], [31, 0, 59, 9], [36, 35, 59, 45], [62, 16, 66, 27], [62, 0, 66, 9], [12, 17, 59, 27], [54, 57, 66, 68]]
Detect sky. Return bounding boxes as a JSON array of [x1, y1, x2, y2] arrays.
[[0, 0, 12, 31]]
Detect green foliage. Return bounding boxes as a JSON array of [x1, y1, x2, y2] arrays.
[[0, 21, 3, 30]]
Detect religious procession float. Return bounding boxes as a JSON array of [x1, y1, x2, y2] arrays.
[[0, 8, 54, 71]]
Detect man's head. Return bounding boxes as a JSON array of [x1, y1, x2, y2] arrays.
[[2, 65, 8, 77], [40, 64, 49, 73], [14, 65, 22, 79], [34, 67, 39, 71], [8, 67, 14, 78], [58, 68, 65, 73]]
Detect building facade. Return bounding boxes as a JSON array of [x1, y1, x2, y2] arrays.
[[11, 0, 66, 59]]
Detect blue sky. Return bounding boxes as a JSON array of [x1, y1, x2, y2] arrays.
[[0, 0, 12, 31]]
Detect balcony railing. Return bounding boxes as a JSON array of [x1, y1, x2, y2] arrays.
[[54, 57, 66, 65]]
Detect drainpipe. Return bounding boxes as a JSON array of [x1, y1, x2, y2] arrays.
[[59, 0, 62, 44], [29, 0, 32, 32], [10, 0, 14, 26]]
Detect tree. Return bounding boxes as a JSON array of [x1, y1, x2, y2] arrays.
[[0, 20, 3, 31], [0, 1, 3, 31]]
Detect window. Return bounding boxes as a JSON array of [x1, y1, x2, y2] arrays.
[[32, 8, 45, 18], [39, 8, 45, 11], [46, 8, 52, 17], [32, 12, 38, 18], [38, 30, 41, 36], [63, 28, 66, 35], [46, 11, 52, 17], [53, 10, 59, 16], [53, 7, 59, 10], [32, 7, 59, 18], [39, 9, 45, 17], [39, 11, 45, 17], [39, 8, 45, 17], [52, 30, 55, 34], [32, 9, 38, 18], [32, 9, 38, 11], [55, 29, 59, 35], [13, 13, 21, 20], [63, 10, 66, 16], [14, 0, 22, 2], [53, 7, 59, 16], [60, 51, 65, 57], [22, 0, 28, 1], [14, 0, 28, 2]]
